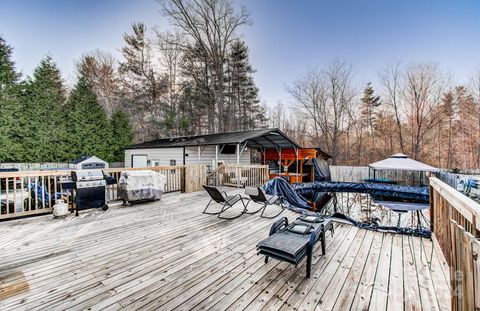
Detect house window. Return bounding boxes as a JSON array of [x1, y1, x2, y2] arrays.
[[170, 159, 176, 166]]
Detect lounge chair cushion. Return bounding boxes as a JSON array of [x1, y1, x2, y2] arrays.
[[257, 230, 310, 261], [257, 247, 308, 265], [298, 214, 324, 223], [256, 219, 332, 263]]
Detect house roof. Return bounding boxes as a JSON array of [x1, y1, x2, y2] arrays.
[[369, 153, 439, 172], [125, 128, 302, 150], [71, 155, 106, 164], [72, 155, 92, 164]]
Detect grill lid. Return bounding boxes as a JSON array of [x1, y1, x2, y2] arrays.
[[72, 169, 104, 181]]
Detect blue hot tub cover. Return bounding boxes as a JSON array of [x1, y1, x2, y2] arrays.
[[264, 178, 430, 210]]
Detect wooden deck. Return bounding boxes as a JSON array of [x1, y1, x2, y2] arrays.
[[0, 189, 451, 310]]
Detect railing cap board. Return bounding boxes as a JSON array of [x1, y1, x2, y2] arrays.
[[431, 177, 480, 231], [0, 166, 187, 178], [0, 170, 71, 178], [104, 166, 185, 173], [223, 164, 268, 168]]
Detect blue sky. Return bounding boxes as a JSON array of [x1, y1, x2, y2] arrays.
[[1, 0, 480, 106]]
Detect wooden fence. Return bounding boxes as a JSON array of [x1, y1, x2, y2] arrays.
[[330, 166, 369, 182], [430, 177, 480, 311], [207, 164, 269, 188], [0, 165, 205, 220]]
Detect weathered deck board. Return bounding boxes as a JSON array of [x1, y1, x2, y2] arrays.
[[0, 189, 451, 311]]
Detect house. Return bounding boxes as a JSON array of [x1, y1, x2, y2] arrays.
[[70, 155, 109, 170], [124, 128, 302, 171]]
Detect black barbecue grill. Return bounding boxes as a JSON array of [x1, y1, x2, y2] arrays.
[[63, 169, 116, 216]]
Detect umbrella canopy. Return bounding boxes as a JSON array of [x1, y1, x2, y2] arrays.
[[369, 153, 439, 172]]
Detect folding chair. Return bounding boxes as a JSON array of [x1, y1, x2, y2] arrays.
[[202, 185, 247, 219], [244, 186, 285, 218]]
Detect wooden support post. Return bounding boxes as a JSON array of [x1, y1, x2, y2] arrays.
[[295, 147, 299, 182], [430, 184, 435, 232], [180, 167, 186, 193], [197, 146, 201, 164], [236, 144, 240, 188], [215, 145, 219, 186], [236, 144, 240, 165], [279, 148, 282, 173]]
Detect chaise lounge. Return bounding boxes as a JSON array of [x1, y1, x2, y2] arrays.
[[257, 213, 334, 278]]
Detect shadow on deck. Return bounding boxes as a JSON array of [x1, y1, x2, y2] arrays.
[[0, 189, 451, 310]]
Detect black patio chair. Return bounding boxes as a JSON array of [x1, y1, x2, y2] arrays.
[[244, 186, 285, 218], [202, 185, 247, 219]]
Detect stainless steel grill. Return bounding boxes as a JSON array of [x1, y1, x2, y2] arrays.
[[71, 169, 109, 215]]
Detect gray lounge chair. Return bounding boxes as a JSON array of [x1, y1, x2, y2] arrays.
[[257, 213, 334, 278], [202, 185, 247, 219], [244, 186, 285, 218]]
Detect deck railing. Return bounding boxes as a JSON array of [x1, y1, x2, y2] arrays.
[[430, 177, 480, 311], [0, 165, 209, 220], [207, 164, 269, 188], [104, 166, 185, 200], [0, 170, 72, 220]]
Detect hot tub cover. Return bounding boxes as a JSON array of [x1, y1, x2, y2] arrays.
[[264, 178, 430, 210], [294, 181, 429, 203]]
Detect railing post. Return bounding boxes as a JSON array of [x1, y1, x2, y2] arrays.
[[430, 184, 435, 232], [180, 166, 186, 193]]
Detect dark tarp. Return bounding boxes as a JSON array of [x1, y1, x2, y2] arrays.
[[313, 159, 331, 181], [264, 178, 310, 210], [294, 181, 429, 203], [311, 159, 331, 208], [264, 178, 430, 210]]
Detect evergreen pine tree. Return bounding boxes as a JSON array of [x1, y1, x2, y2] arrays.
[[358, 82, 381, 162], [226, 40, 264, 131], [179, 43, 212, 134], [0, 35, 22, 161], [110, 108, 133, 161], [20, 56, 68, 162], [360, 82, 381, 135], [66, 77, 113, 161]]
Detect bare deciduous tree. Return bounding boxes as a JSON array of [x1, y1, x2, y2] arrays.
[[468, 69, 480, 167], [159, 0, 250, 132], [119, 22, 169, 141], [286, 60, 355, 163], [155, 30, 187, 135], [379, 60, 405, 153], [403, 63, 448, 160], [77, 50, 120, 117]]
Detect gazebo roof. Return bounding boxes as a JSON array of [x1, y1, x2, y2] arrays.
[[369, 153, 439, 172]]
